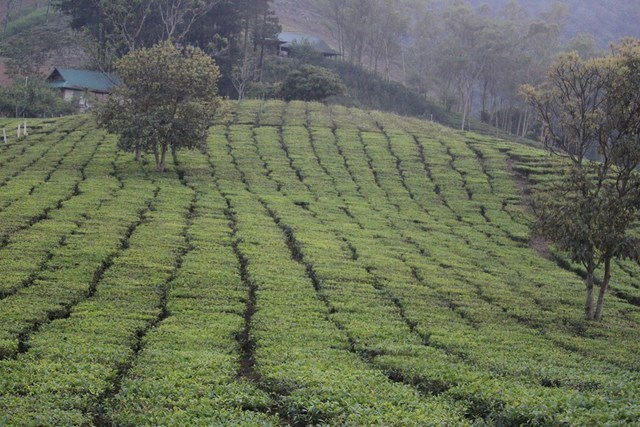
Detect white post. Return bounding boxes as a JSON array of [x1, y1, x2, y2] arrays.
[[3, 128, 6, 144], [17, 123, 21, 138], [23, 119, 27, 136]]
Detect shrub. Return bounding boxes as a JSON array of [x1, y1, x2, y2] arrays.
[[0, 79, 76, 117], [280, 64, 346, 102]]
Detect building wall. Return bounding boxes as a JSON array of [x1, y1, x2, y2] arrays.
[[61, 89, 107, 110], [62, 89, 77, 101]]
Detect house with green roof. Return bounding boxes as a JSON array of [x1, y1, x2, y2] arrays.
[[46, 68, 119, 110]]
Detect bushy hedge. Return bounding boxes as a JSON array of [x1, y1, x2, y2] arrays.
[[0, 79, 76, 118]]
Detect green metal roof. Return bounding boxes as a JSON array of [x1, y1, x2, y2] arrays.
[[47, 68, 119, 93]]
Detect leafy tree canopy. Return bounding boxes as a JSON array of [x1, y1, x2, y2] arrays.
[[280, 64, 346, 102], [96, 41, 221, 172], [522, 38, 640, 321]]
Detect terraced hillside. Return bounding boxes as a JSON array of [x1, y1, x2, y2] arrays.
[[0, 101, 639, 426]]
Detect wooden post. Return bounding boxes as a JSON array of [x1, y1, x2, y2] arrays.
[[17, 123, 21, 138], [3, 128, 6, 144], [23, 119, 27, 136]]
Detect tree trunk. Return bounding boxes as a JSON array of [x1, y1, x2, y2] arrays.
[[522, 109, 530, 138], [594, 257, 612, 321], [135, 145, 142, 162], [258, 44, 265, 81], [153, 145, 160, 170], [157, 144, 168, 173], [481, 80, 488, 117], [384, 42, 390, 81], [460, 98, 467, 131], [242, 18, 250, 67], [401, 50, 406, 84], [585, 268, 595, 320], [336, 19, 343, 57], [460, 83, 470, 131], [516, 110, 523, 137]]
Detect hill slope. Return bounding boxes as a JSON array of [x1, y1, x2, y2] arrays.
[[274, 0, 640, 49], [0, 102, 639, 425], [465, 0, 640, 47]]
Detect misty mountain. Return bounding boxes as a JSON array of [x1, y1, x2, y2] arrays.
[[460, 0, 640, 47], [275, 0, 639, 49]]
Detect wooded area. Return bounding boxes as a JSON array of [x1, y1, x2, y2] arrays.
[[315, 0, 605, 135], [51, 0, 279, 96]]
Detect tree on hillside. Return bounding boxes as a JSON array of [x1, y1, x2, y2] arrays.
[[436, 1, 488, 130], [319, 0, 348, 57], [54, 0, 235, 67], [232, 0, 280, 99], [317, 0, 407, 77], [96, 41, 221, 172], [1, 18, 77, 78], [95, 0, 155, 53], [368, 0, 407, 80], [157, 0, 220, 42], [55, 0, 278, 97], [564, 32, 599, 59], [280, 64, 346, 102], [522, 39, 640, 321], [400, 0, 573, 135]]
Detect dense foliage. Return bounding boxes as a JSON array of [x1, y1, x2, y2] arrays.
[[0, 101, 639, 425], [96, 41, 221, 172], [319, 58, 453, 123], [280, 64, 346, 101], [0, 78, 76, 117], [52, 0, 279, 97]]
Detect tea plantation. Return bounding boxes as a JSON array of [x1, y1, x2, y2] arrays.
[[0, 101, 639, 426]]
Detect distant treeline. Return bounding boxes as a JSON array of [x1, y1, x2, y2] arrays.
[[462, 0, 640, 48], [313, 0, 616, 136]]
